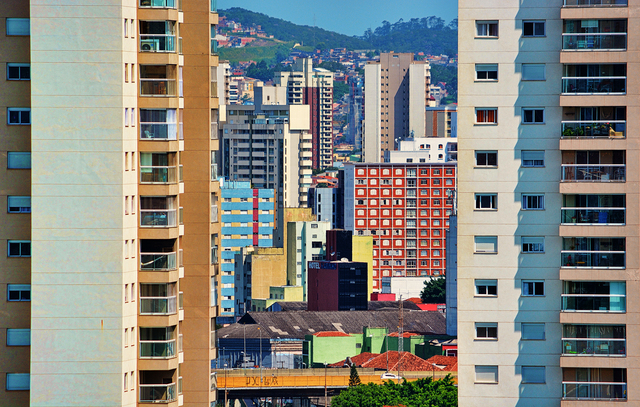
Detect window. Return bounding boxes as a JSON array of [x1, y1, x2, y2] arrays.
[[475, 366, 498, 383], [475, 236, 497, 253], [7, 152, 31, 169], [476, 64, 498, 81], [475, 194, 497, 210], [6, 63, 29, 80], [522, 237, 544, 253], [521, 366, 545, 384], [522, 108, 544, 124], [476, 21, 498, 37], [7, 284, 30, 301], [8, 241, 30, 257], [476, 323, 498, 339], [311, 223, 318, 229], [521, 150, 544, 167], [6, 18, 30, 36], [311, 241, 322, 248], [6, 329, 30, 346], [522, 194, 544, 210], [523, 21, 545, 37], [476, 108, 497, 124], [6, 373, 29, 390], [7, 108, 30, 125], [475, 280, 497, 296], [476, 151, 497, 167], [522, 63, 545, 81], [7, 196, 30, 213], [522, 281, 544, 296], [521, 323, 545, 340]]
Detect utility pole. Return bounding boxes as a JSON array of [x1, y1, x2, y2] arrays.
[[259, 327, 262, 384], [398, 295, 403, 383], [324, 362, 328, 407]]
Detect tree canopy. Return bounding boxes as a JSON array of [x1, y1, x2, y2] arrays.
[[420, 276, 446, 303]]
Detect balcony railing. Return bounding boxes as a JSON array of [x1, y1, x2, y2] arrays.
[[140, 296, 177, 315], [562, 77, 626, 94], [563, 0, 627, 5], [562, 34, 626, 50], [561, 121, 625, 139], [140, 35, 176, 53], [140, 209, 177, 228], [211, 164, 218, 181], [140, 123, 178, 141], [562, 338, 626, 356], [139, 383, 177, 403], [140, 339, 176, 358], [140, 79, 177, 97], [140, 0, 176, 7], [562, 382, 627, 400], [211, 39, 218, 55], [561, 294, 626, 312], [561, 208, 625, 225], [211, 122, 219, 139], [561, 251, 625, 268], [211, 205, 218, 223], [140, 166, 176, 184], [140, 252, 177, 271], [561, 164, 625, 182]]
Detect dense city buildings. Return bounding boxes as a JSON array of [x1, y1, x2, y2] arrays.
[[274, 58, 334, 169], [385, 137, 458, 163], [307, 260, 369, 311], [286, 220, 330, 300], [344, 163, 456, 291], [426, 106, 458, 138], [458, 0, 636, 405], [363, 53, 431, 163]]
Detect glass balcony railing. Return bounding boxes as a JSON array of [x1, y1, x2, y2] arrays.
[[211, 205, 218, 223], [561, 165, 625, 182], [140, 296, 177, 314], [139, 383, 177, 403], [563, 0, 627, 5], [561, 252, 625, 268], [211, 39, 218, 55], [140, 123, 178, 140], [562, 382, 627, 400], [140, 339, 176, 358], [211, 164, 218, 181], [140, 35, 176, 52], [561, 208, 625, 225], [140, 166, 176, 184], [562, 34, 626, 50], [561, 121, 625, 138], [561, 294, 626, 312], [562, 77, 626, 94], [140, 0, 176, 8], [562, 339, 626, 356], [140, 79, 177, 97], [211, 0, 217, 12], [140, 252, 177, 271], [140, 209, 177, 228]]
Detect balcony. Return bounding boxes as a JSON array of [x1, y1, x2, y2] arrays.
[[563, 382, 626, 400], [140, 65, 177, 97], [563, 0, 627, 5], [140, 0, 176, 7], [561, 165, 625, 182], [561, 208, 625, 225], [140, 166, 177, 184], [561, 281, 626, 312], [562, 34, 626, 51], [141, 209, 177, 228], [141, 253, 177, 271], [563, 324, 625, 356], [561, 251, 625, 268], [140, 296, 177, 315], [139, 383, 176, 403], [211, 204, 218, 223], [561, 121, 625, 139], [140, 339, 176, 359], [562, 77, 625, 94], [140, 35, 176, 53]]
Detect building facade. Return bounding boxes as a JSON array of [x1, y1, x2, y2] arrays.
[[458, 1, 637, 405], [286, 221, 330, 300], [344, 163, 456, 291], [385, 137, 458, 163], [426, 106, 457, 138], [307, 260, 369, 311]]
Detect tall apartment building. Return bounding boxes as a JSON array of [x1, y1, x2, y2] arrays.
[[286, 221, 330, 300], [274, 58, 334, 169], [347, 75, 364, 149], [1, 1, 221, 406], [385, 137, 458, 164], [425, 106, 457, 138], [363, 53, 431, 163], [343, 163, 456, 292], [459, 1, 636, 405]]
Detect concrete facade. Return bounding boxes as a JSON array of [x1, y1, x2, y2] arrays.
[[286, 221, 330, 300]]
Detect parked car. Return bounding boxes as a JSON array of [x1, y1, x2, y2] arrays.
[[380, 372, 403, 380]]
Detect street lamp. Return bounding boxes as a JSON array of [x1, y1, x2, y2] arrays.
[[324, 362, 328, 407], [258, 327, 262, 384]]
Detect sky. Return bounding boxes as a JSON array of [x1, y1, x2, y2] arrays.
[[218, 0, 458, 37]]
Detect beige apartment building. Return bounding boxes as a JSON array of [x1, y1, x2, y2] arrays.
[[1, 0, 221, 406], [459, 0, 638, 406]]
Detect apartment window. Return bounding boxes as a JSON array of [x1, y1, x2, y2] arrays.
[[124, 372, 128, 391], [7, 196, 30, 213], [6, 63, 29, 80], [6, 373, 29, 391], [7, 284, 30, 301], [476, 64, 498, 81], [6, 18, 30, 36], [521, 366, 545, 384], [475, 279, 497, 296], [475, 366, 498, 383], [7, 108, 30, 125], [475, 194, 497, 210], [521, 150, 544, 167], [475, 151, 497, 167], [522, 280, 545, 296], [6, 152, 31, 168], [475, 236, 497, 253], [476, 323, 498, 339], [522, 108, 544, 124], [523, 21, 545, 37], [476, 21, 498, 37], [522, 63, 545, 81], [522, 237, 544, 253], [8, 241, 30, 257], [6, 329, 30, 346], [521, 323, 545, 340], [522, 194, 544, 210], [311, 223, 318, 229], [476, 108, 497, 124]]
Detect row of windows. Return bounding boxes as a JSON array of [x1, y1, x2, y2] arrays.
[[476, 365, 545, 384], [475, 279, 545, 297], [355, 168, 454, 176], [474, 236, 545, 254], [356, 218, 447, 227], [475, 151, 544, 167], [475, 194, 545, 210], [476, 63, 545, 82], [357, 209, 451, 216], [356, 178, 454, 186], [476, 107, 545, 124], [356, 199, 452, 206], [476, 20, 545, 38]]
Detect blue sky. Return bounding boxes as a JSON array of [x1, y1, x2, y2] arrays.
[[218, 0, 458, 37]]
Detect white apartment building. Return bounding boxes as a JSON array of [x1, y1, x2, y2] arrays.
[[384, 137, 458, 163], [286, 221, 331, 300]]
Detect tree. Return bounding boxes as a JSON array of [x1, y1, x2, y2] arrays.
[[420, 276, 445, 303], [349, 365, 361, 387], [333, 81, 349, 102]]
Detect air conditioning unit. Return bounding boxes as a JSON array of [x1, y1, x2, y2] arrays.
[[140, 38, 160, 52]]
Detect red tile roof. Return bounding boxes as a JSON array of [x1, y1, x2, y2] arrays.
[[313, 331, 352, 337], [425, 355, 458, 371], [388, 332, 420, 338], [329, 352, 379, 367], [362, 351, 441, 372]]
